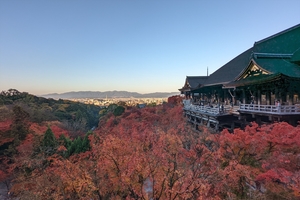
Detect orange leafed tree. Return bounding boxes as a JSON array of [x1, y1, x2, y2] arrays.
[[213, 122, 300, 199], [5, 103, 300, 199]]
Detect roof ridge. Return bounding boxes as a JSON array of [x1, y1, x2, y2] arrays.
[[186, 76, 208, 78], [253, 52, 293, 59], [254, 24, 300, 45]]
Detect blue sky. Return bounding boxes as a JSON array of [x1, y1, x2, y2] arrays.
[[0, 0, 299, 95]]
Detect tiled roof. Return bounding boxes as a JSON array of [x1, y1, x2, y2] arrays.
[[225, 73, 300, 88], [179, 76, 208, 91], [203, 47, 254, 86], [291, 48, 300, 64], [254, 57, 300, 78], [202, 24, 300, 87], [254, 23, 300, 47], [225, 73, 284, 88], [186, 76, 208, 89]]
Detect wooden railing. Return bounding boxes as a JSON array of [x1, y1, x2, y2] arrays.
[[239, 104, 300, 114], [184, 101, 300, 116], [183, 99, 191, 106], [183, 102, 231, 115]]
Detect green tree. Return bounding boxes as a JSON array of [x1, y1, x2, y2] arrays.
[[113, 106, 125, 117], [117, 101, 127, 107], [42, 127, 57, 155], [10, 105, 30, 141], [4, 106, 30, 156], [147, 102, 157, 107], [59, 134, 72, 148], [59, 132, 91, 157]]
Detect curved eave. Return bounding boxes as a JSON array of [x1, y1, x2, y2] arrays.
[[178, 88, 191, 92], [235, 59, 272, 81], [225, 73, 285, 88]]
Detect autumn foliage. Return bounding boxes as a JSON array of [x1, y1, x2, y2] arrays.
[[167, 95, 183, 105], [1, 102, 300, 199]]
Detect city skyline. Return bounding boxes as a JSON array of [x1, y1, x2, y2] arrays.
[[1, 0, 300, 95]]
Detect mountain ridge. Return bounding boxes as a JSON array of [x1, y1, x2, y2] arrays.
[[41, 91, 179, 99]]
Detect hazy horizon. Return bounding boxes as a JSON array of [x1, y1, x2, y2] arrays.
[[40, 90, 179, 95], [39, 90, 180, 100]]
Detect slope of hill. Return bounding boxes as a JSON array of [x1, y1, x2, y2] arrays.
[[41, 91, 179, 99], [0, 89, 102, 131]]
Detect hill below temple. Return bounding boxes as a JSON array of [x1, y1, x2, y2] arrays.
[[41, 91, 179, 99]]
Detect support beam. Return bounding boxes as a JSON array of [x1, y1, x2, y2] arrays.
[[256, 116, 262, 125], [233, 90, 236, 105], [275, 88, 279, 102], [242, 89, 246, 104], [266, 92, 271, 105], [288, 92, 293, 105], [257, 90, 261, 105], [207, 119, 210, 128], [231, 122, 235, 131]]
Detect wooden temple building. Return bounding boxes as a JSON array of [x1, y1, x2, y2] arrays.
[[179, 24, 300, 131]]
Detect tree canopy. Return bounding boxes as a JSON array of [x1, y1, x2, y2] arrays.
[[1, 91, 300, 199]]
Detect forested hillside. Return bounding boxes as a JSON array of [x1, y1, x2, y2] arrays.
[[0, 91, 300, 199], [0, 89, 101, 132]]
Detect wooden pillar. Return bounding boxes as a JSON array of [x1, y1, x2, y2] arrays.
[[257, 90, 261, 105], [231, 122, 235, 132], [295, 94, 299, 104], [233, 90, 236, 106], [266, 91, 271, 105], [256, 116, 262, 125], [215, 122, 219, 131], [282, 92, 287, 104], [288, 92, 294, 105], [242, 89, 246, 104], [207, 119, 210, 128], [275, 88, 279, 102]]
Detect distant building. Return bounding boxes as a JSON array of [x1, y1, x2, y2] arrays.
[[137, 103, 146, 109]]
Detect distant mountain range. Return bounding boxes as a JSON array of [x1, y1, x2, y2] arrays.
[[41, 91, 179, 99]]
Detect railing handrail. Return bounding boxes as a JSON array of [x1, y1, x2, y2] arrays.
[[184, 102, 300, 115], [239, 104, 300, 114], [183, 103, 231, 115]]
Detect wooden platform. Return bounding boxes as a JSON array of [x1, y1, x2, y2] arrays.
[[183, 102, 300, 131]]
